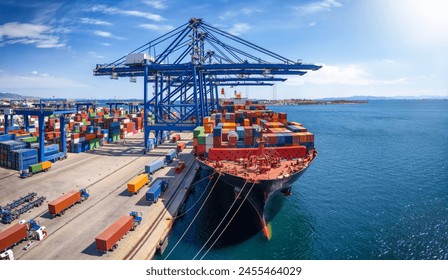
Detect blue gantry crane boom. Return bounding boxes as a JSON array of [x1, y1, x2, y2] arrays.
[[93, 18, 321, 152]]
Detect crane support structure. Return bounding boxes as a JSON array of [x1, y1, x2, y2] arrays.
[[93, 18, 321, 152]]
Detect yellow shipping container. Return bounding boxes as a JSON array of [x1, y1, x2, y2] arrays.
[[41, 161, 52, 170], [127, 174, 148, 194]]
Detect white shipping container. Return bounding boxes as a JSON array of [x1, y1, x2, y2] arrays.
[[206, 134, 214, 145], [206, 144, 213, 153]]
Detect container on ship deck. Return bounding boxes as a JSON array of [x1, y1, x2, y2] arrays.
[[213, 136, 222, 147], [193, 126, 204, 138], [213, 126, 222, 137], [197, 135, 206, 145]]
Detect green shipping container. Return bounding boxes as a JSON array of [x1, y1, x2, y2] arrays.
[[21, 136, 38, 143], [29, 163, 42, 173], [194, 126, 205, 138], [89, 139, 100, 150], [197, 135, 206, 145]]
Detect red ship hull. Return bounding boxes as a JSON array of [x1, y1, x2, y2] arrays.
[[196, 152, 316, 238]]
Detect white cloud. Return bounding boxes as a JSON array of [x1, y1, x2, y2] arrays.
[[89, 5, 164, 21], [142, 0, 167, 9], [0, 22, 65, 48], [81, 18, 112, 26], [94, 30, 113, 38], [219, 7, 263, 20], [88, 51, 105, 59], [139, 24, 174, 32], [101, 42, 111, 46], [228, 23, 251, 36], [381, 59, 396, 64], [295, 0, 342, 14], [0, 71, 85, 89], [287, 64, 407, 86], [309, 22, 316, 27], [374, 0, 448, 46]]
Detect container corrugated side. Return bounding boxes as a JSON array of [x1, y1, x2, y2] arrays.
[[95, 215, 133, 252], [127, 174, 148, 193], [0, 223, 28, 252], [48, 190, 81, 215]]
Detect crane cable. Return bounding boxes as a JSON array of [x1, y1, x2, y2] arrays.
[[171, 171, 218, 220], [192, 180, 249, 260], [199, 181, 256, 260], [164, 173, 222, 260]]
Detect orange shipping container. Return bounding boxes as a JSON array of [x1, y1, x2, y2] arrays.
[[48, 190, 81, 216], [41, 161, 52, 170], [127, 174, 148, 194], [0, 223, 28, 252], [177, 142, 186, 152], [95, 215, 133, 252], [85, 133, 96, 141]]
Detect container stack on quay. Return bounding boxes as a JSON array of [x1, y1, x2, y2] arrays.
[[0, 106, 149, 170], [67, 108, 144, 153], [193, 100, 315, 159]]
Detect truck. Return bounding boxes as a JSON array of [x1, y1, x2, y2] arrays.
[[20, 161, 52, 178], [1, 196, 46, 224], [48, 189, 90, 217], [0, 219, 47, 254], [127, 174, 149, 195], [0, 249, 14, 260], [144, 159, 165, 174], [165, 149, 177, 163], [95, 211, 142, 253]]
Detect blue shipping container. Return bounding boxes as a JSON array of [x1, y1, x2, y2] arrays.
[[0, 140, 27, 151], [0, 134, 15, 142], [44, 144, 60, 156], [146, 179, 163, 203], [145, 159, 164, 174], [165, 149, 177, 163]]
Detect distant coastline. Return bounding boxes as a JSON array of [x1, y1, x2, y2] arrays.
[[265, 99, 368, 106]]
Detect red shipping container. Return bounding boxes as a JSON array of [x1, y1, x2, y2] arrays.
[[176, 142, 186, 152], [196, 144, 206, 155], [244, 136, 254, 146], [213, 136, 221, 147], [243, 126, 253, 137], [85, 133, 96, 141], [172, 134, 181, 143], [95, 215, 134, 252], [0, 223, 28, 252], [48, 190, 81, 216]]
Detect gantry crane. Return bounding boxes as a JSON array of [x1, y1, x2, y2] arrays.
[[93, 18, 321, 152]]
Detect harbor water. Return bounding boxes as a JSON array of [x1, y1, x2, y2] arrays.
[[158, 100, 448, 260]]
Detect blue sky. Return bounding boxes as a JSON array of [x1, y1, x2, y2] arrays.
[[0, 0, 447, 99]]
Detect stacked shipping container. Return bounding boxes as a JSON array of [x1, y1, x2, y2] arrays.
[[193, 101, 314, 159]]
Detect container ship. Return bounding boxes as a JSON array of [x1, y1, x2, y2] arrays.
[[193, 99, 316, 238]]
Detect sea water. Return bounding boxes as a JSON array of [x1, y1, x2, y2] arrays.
[[158, 100, 448, 260]]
